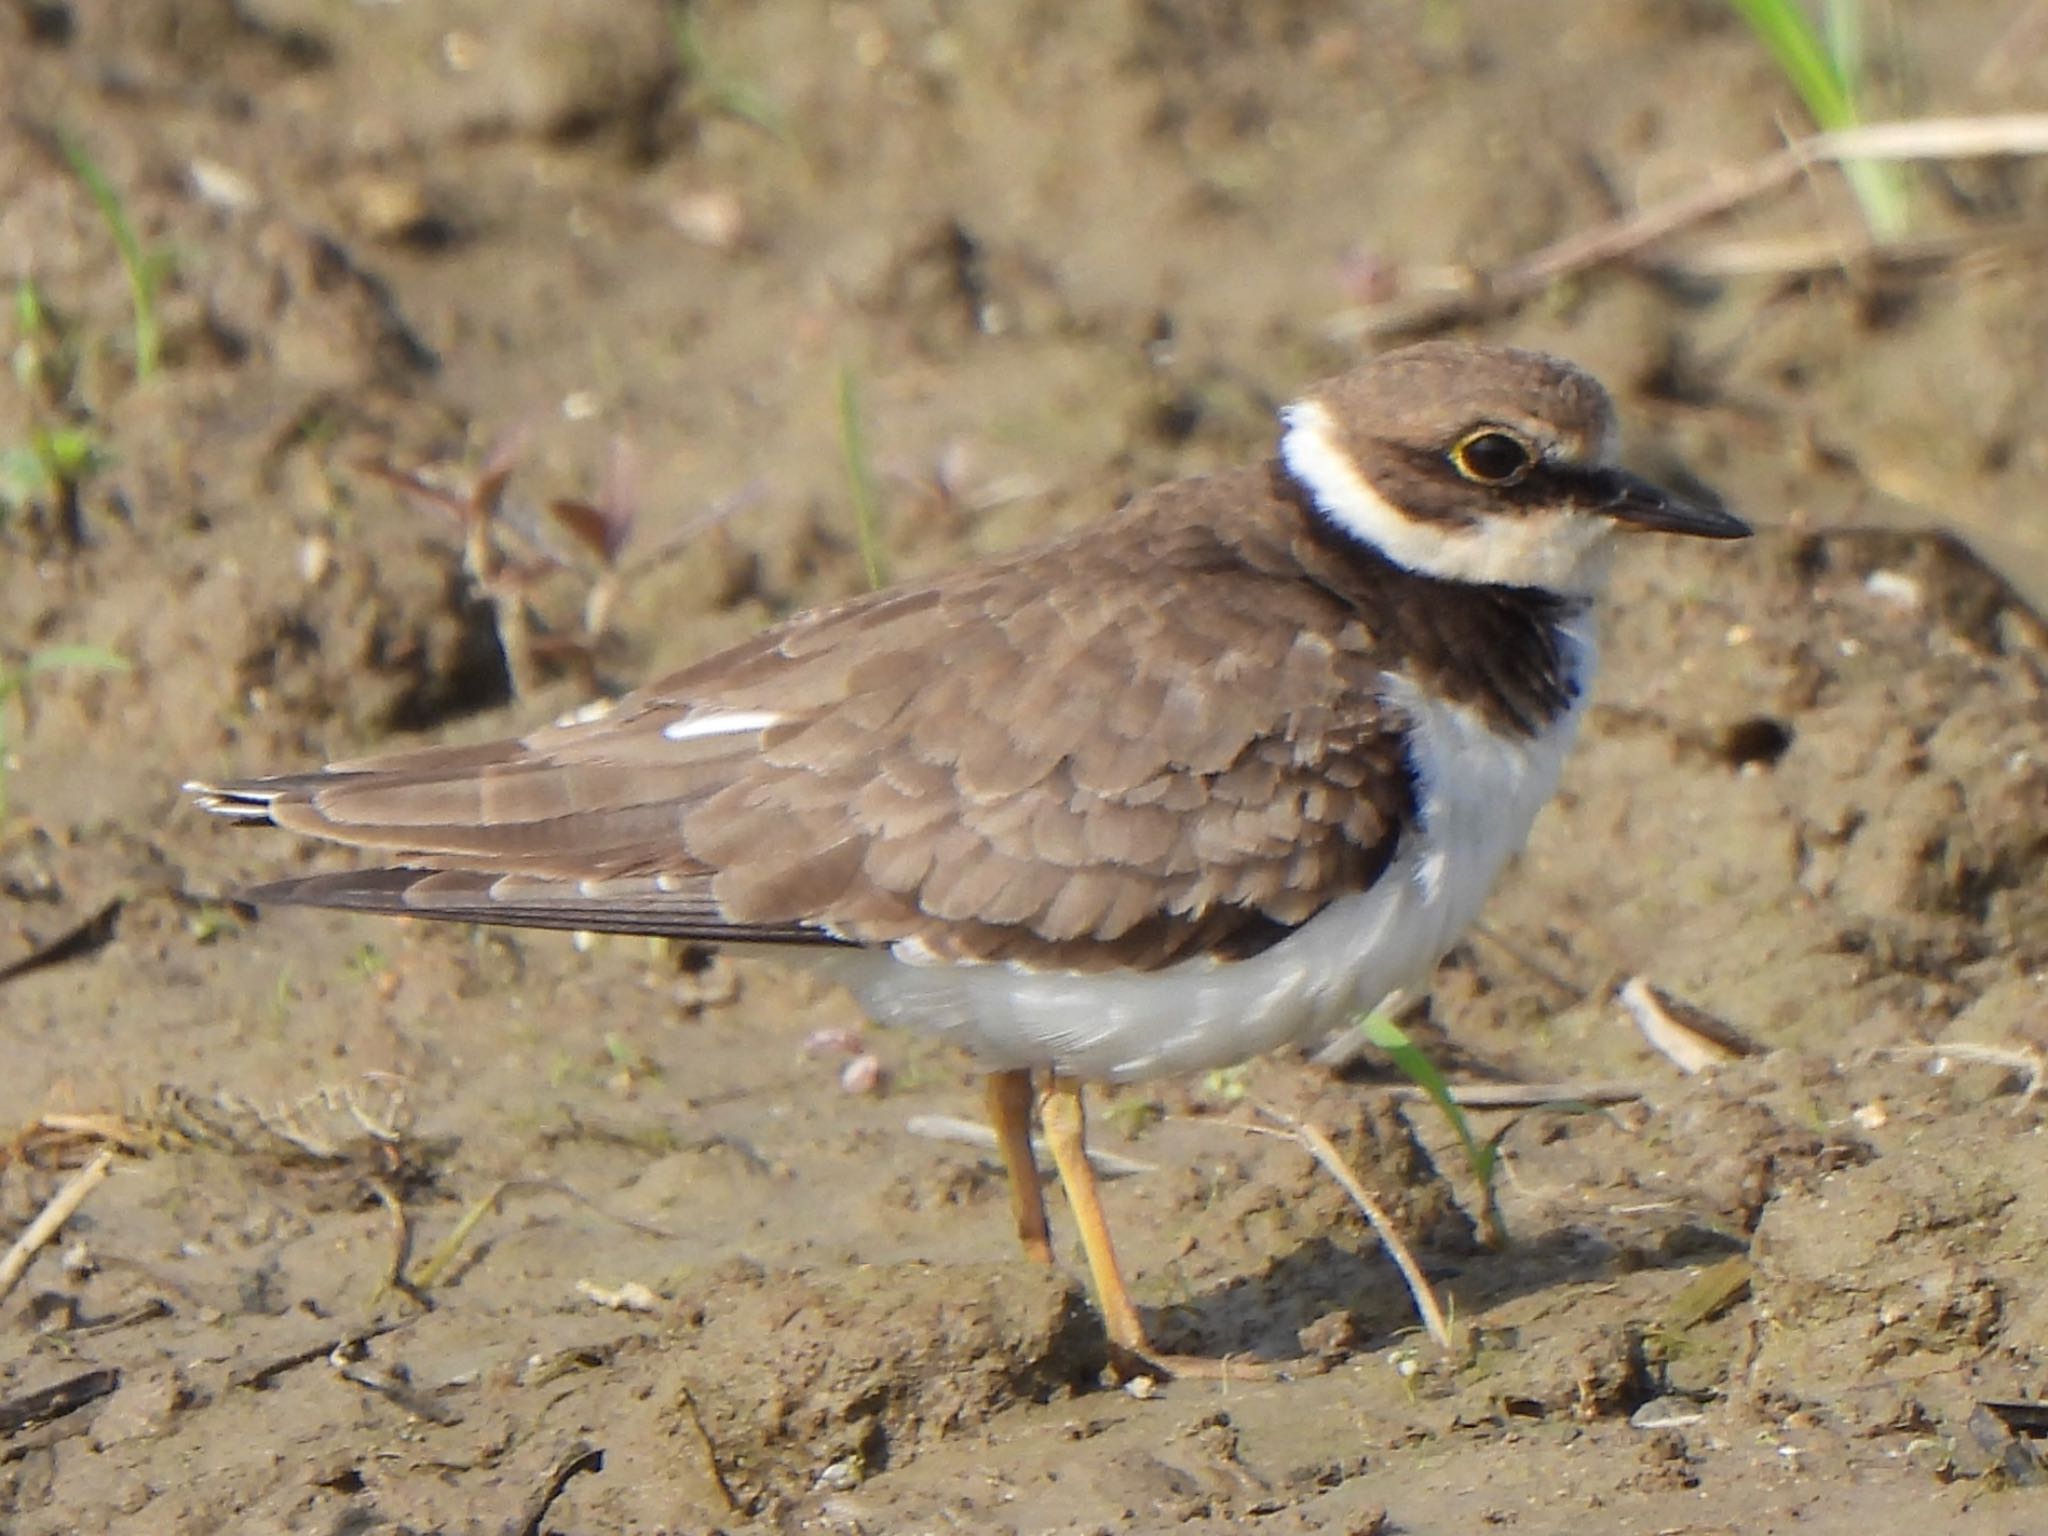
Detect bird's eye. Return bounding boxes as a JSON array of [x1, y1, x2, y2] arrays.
[[1450, 429, 1534, 485]]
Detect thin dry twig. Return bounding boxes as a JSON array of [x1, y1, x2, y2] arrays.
[[408, 1177, 675, 1293], [12, 1076, 414, 1171], [328, 1337, 461, 1426], [1661, 221, 2048, 280], [673, 1386, 738, 1514], [0, 1147, 116, 1305], [508, 1441, 606, 1536], [358, 435, 549, 696], [1233, 1106, 1455, 1353], [367, 1177, 427, 1309], [231, 1320, 409, 1391], [68, 1296, 173, 1337], [1332, 113, 2048, 340]]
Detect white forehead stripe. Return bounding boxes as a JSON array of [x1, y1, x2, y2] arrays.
[[662, 709, 782, 743], [1278, 398, 1615, 596]]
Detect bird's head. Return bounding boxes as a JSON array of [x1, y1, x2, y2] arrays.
[[1279, 342, 1749, 595]]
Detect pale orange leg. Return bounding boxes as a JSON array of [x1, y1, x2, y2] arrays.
[[1038, 1074, 1275, 1382], [985, 1069, 1053, 1265]]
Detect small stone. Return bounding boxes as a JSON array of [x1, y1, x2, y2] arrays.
[[1863, 569, 1923, 609], [297, 533, 334, 587], [1629, 1395, 1706, 1430], [336, 173, 439, 244], [840, 1053, 885, 1095], [188, 157, 257, 211], [574, 1278, 661, 1313], [813, 1459, 862, 1491], [1851, 1098, 1889, 1130], [668, 188, 747, 250], [1297, 1308, 1360, 1362]]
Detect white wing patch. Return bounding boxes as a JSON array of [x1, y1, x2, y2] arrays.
[[661, 709, 781, 744]]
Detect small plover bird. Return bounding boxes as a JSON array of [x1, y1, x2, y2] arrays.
[[188, 342, 1749, 1378]]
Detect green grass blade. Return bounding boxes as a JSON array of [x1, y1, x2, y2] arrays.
[[1727, 0, 1910, 239], [24, 645, 130, 676], [1729, 0, 1855, 128], [1362, 1013, 1491, 1180], [57, 132, 163, 380], [1363, 1010, 1507, 1246], [667, 2, 789, 143], [835, 364, 889, 590]]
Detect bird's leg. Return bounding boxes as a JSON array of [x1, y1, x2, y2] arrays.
[[985, 1069, 1053, 1265], [1040, 1073, 1277, 1383], [1038, 1073, 1157, 1372]]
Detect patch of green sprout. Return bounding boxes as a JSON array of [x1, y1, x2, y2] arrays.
[[603, 1032, 660, 1080], [1729, 0, 1911, 239], [548, 1050, 581, 1089], [1104, 1092, 1164, 1141], [0, 645, 131, 820], [836, 363, 890, 590], [269, 969, 300, 1028], [12, 278, 77, 402], [0, 424, 111, 527], [1200, 1062, 1252, 1103], [1362, 1010, 1508, 1248], [4, 278, 111, 544], [184, 904, 241, 945], [345, 942, 390, 982], [57, 131, 174, 381]]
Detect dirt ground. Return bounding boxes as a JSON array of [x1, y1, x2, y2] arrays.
[[4, 2, 2048, 1531]]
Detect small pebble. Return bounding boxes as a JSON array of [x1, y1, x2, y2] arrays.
[[668, 188, 747, 250], [189, 158, 257, 211], [335, 172, 442, 244], [297, 533, 334, 586], [574, 1278, 661, 1312], [814, 1459, 862, 1491], [840, 1053, 884, 1095], [1630, 1395, 1705, 1430], [1863, 569, 1923, 609]]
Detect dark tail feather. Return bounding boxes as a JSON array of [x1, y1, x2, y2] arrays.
[[239, 867, 847, 948]]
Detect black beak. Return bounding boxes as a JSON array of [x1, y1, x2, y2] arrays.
[[1569, 465, 1751, 540]]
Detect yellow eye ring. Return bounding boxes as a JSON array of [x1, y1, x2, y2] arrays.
[[1450, 428, 1534, 485]]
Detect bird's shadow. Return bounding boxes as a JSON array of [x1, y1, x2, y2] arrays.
[[1136, 1216, 1747, 1369]]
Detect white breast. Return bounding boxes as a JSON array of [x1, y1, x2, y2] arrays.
[[817, 618, 1595, 1084]]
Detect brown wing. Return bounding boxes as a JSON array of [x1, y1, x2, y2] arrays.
[[192, 469, 1419, 973]]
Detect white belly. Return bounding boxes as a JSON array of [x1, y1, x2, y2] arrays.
[[817, 648, 1591, 1084]]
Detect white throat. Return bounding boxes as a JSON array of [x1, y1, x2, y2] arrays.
[[1279, 399, 1616, 598]]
